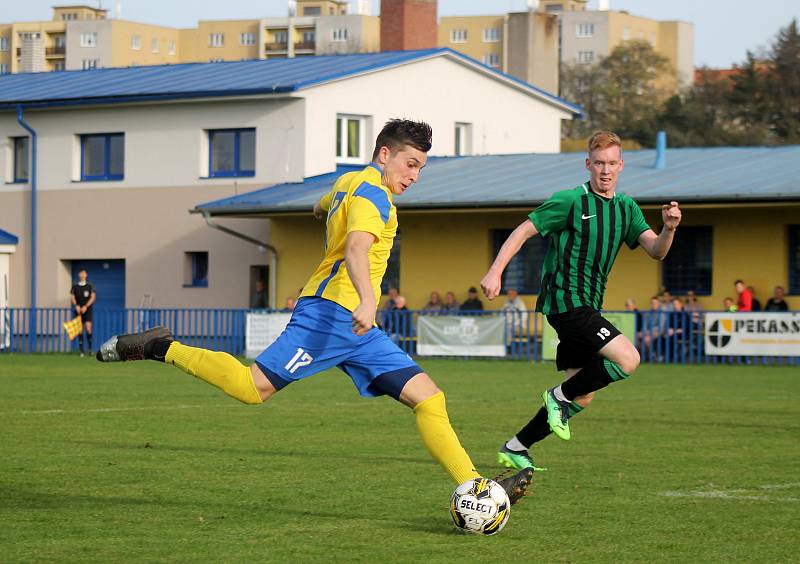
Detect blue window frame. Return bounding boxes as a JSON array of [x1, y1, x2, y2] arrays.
[[662, 226, 713, 295], [185, 251, 209, 287], [80, 133, 124, 181], [492, 229, 548, 294], [789, 225, 800, 295], [209, 128, 255, 178], [12, 136, 29, 183]]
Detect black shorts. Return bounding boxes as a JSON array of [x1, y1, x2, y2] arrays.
[[547, 307, 621, 371], [77, 307, 93, 323]]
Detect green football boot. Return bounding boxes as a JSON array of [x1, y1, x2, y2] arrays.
[[543, 388, 571, 441], [497, 444, 546, 472]]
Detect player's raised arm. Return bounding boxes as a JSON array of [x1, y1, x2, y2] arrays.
[[638, 201, 682, 260], [481, 219, 539, 299]]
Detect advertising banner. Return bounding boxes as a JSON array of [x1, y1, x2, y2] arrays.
[[417, 315, 506, 357], [245, 312, 292, 358], [705, 312, 800, 356]]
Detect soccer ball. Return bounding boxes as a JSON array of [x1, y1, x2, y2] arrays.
[[449, 478, 510, 535]]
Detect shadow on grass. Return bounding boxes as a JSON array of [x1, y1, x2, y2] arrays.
[[1, 487, 454, 536]]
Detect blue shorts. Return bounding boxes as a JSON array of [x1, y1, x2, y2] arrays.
[[255, 297, 423, 399]]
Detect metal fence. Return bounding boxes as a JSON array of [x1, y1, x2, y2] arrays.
[[0, 307, 796, 365]]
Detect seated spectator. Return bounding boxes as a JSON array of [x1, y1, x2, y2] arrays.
[[461, 286, 484, 311], [382, 287, 399, 311], [442, 291, 460, 314], [250, 280, 267, 309], [748, 286, 762, 311], [640, 296, 666, 359], [735, 280, 752, 311], [765, 286, 789, 312], [501, 288, 528, 335], [385, 295, 412, 344], [624, 298, 638, 312], [723, 297, 737, 312], [422, 291, 444, 313], [281, 297, 296, 312]]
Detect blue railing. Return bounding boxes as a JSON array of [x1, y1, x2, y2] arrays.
[[0, 307, 796, 365]]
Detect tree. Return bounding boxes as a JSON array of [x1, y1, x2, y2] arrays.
[[766, 19, 800, 142]]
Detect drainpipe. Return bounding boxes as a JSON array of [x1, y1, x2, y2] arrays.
[[201, 211, 278, 309], [654, 130, 667, 170], [16, 105, 37, 350]]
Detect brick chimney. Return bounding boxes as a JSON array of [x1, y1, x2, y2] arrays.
[[380, 0, 437, 51]]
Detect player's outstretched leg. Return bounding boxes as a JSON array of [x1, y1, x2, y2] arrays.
[[404, 374, 533, 504], [97, 326, 264, 405]]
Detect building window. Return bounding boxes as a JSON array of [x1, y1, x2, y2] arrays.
[[331, 28, 348, 42], [240, 32, 257, 46], [302, 30, 315, 43], [0, 37, 8, 51], [789, 226, 800, 295], [454, 122, 472, 156], [184, 252, 209, 287], [482, 53, 500, 68], [209, 33, 225, 47], [168, 41, 176, 55], [545, 4, 563, 11], [55, 35, 66, 48], [336, 115, 367, 164], [275, 31, 288, 44], [81, 59, 99, 70], [11, 137, 29, 183], [19, 32, 42, 41], [80, 133, 124, 181], [577, 51, 595, 64], [131, 35, 141, 50], [492, 229, 548, 295], [54, 61, 65, 71], [451, 29, 468, 43], [80, 32, 97, 47], [662, 226, 713, 295], [483, 28, 500, 42], [151, 38, 159, 53], [303, 6, 321, 15], [623, 27, 630, 40], [0, 64, 8, 74], [381, 230, 401, 295], [576, 23, 594, 37], [208, 128, 256, 178], [209, 58, 224, 63]]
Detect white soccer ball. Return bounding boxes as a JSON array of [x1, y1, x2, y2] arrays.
[[449, 478, 510, 535]]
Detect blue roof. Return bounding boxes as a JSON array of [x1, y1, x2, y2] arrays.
[[0, 229, 19, 245], [195, 146, 800, 215], [0, 48, 580, 114]]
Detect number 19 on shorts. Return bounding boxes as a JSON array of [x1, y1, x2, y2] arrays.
[[285, 347, 314, 374]]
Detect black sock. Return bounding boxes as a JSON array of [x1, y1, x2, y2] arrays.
[[560, 356, 615, 401], [515, 407, 551, 448], [145, 337, 173, 362], [78, 333, 85, 354], [87, 333, 93, 352]]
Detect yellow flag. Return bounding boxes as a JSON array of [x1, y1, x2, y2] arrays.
[[63, 316, 83, 340]]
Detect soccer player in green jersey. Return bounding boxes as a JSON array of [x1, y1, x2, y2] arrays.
[[481, 131, 683, 471]]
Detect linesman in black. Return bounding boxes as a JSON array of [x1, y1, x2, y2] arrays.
[[70, 269, 96, 356]]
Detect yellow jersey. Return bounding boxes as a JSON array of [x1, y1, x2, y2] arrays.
[[300, 164, 397, 312]]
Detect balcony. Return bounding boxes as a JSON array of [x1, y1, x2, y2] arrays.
[[294, 41, 315, 51], [265, 41, 288, 52], [46, 46, 66, 57]]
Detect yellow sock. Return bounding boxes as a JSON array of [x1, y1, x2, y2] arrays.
[[165, 342, 262, 405], [413, 391, 481, 484]]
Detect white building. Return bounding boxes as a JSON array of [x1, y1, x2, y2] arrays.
[[0, 48, 580, 311]]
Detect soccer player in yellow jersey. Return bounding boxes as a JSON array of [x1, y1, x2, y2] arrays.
[[97, 119, 533, 503]]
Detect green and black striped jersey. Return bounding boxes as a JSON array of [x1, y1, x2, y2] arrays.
[[530, 182, 650, 315]]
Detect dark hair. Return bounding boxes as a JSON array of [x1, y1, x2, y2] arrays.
[[734, 279, 744, 285], [79, 269, 88, 274], [372, 119, 432, 161]]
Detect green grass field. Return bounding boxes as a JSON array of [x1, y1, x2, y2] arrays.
[[1, 355, 798, 563]]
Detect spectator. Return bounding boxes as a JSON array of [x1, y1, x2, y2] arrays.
[[385, 295, 412, 344], [665, 297, 687, 356], [422, 291, 444, 313], [281, 297, 296, 312], [460, 286, 484, 311], [735, 279, 752, 311], [684, 290, 703, 312], [501, 288, 528, 336], [723, 297, 737, 312], [640, 296, 666, 359], [748, 286, 762, 311], [442, 291, 460, 314], [70, 268, 96, 357], [765, 286, 789, 312], [382, 287, 399, 312], [250, 280, 267, 309], [624, 298, 638, 312]]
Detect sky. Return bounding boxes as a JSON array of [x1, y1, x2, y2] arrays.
[[4, 0, 799, 68]]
